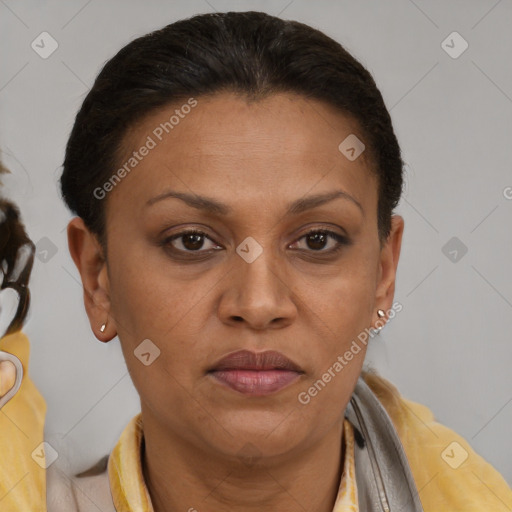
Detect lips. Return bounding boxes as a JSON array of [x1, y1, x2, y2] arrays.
[[208, 350, 303, 372], [207, 350, 304, 396]]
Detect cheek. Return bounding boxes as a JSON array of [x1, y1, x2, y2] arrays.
[[302, 256, 376, 343], [108, 243, 197, 342], [295, 252, 375, 397], [295, 295, 369, 426], [108, 253, 211, 390]]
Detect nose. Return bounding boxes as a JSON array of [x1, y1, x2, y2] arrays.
[[218, 245, 298, 331]]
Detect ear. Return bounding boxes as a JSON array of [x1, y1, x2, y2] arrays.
[[67, 217, 116, 342], [374, 215, 404, 323]]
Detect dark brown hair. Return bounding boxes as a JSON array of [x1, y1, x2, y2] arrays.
[[60, 10, 404, 253], [0, 163, 35, 334]]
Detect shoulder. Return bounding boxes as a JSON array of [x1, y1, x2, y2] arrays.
[[47, 455, 115, 512], [0, 331, 47, 511], [362, 371, 512, 512]]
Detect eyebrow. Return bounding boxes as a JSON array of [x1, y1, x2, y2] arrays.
[[145, 189, 364, 216]]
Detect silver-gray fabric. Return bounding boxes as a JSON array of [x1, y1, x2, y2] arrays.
[[345, 377, 424, 511]]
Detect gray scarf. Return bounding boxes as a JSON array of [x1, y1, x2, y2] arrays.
[[345, 377, 424, 511]]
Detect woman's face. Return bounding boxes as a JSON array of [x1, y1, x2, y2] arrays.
[[70, 91, 403, 462]]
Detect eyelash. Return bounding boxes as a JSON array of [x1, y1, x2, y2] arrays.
[[161, 228, 350, 257]]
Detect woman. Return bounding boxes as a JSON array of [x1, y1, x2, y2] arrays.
[[55, 10, 511, 512]]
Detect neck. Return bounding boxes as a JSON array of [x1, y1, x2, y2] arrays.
[[141, 415, 345, 512]]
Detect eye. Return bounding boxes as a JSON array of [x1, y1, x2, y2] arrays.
[[289, 229, 349, 254], [163, 229, 222, 253], [161, 227, 349, 257]]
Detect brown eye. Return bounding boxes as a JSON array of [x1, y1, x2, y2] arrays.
[[305, 231, 329, 250], [180, 232, 206, 251], [164, 230, 221, 253], [291, 229, 349, 254]]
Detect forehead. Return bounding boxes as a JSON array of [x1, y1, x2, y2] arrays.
[[109, 91, 377, 216], [124, 91, 370, 161]]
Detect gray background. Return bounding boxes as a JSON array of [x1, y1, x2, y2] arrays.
[[1, 0, 511, 489]]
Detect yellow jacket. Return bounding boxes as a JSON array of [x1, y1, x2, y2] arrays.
[[1, 330, 511, 511], [363, 372, 512, 511], [0, 331, 46, 511]]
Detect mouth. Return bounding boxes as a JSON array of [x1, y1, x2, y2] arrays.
[[207, 349, 304, 396]]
